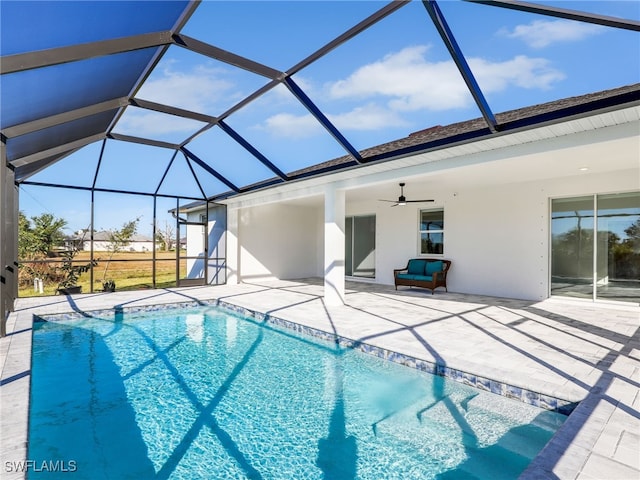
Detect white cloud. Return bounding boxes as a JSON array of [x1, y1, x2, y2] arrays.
[[328, 45, 564, 112], [137, 62, 239, 112], [256, 45, 565, 136], [470, 55, 565, 91], [256, 104, 408, 138], [116, 111, 204, 137], [329, 45, 469, 111], [258, 112, 323, 138], [499, 19, 605, 48], [329, 103, 410, 131]]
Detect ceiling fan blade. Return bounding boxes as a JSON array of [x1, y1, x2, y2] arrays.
[[379, 184, 433, 205]]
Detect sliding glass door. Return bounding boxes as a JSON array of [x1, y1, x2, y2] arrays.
[[345, 215, 376, 278], [551, 192, 640, 303], [551, 196, 594, 299], [596, 193, 640, 302]]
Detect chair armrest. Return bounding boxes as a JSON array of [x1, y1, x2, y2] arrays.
[[393, 268, 407, 275], [433, 270, 447, 281]]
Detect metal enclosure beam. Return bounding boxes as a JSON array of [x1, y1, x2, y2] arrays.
[[9, 133, 106, 167], [14, 149, 80, 183], [1, 97, 128, 138], [21, 180, 205, 202], [107, 133, 179, 150], [217, 120, 288, 180], [1, 31, 173, 74], [286, 0, 411, 76], [130, 98, 217, 124], [284, 77, 363, 163], [0, 146, 7, 336], [155, 150, 179, 196], [182, 152, 208, 199], [467, 0, 640, 31], [422, 0, 497, 132], [1, 145, 18, 336], [181, 147, 240, 193], [173, 34, 283, 79]]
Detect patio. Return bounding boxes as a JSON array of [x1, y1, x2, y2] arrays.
[[1, 280, 638, 479]]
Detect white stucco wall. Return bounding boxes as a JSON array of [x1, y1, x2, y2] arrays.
[[235, 203, 322, 281]]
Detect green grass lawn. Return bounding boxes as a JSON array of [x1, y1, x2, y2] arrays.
[[18, 251, 185, 297]]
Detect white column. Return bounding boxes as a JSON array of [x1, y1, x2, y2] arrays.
[[324, 184, 345, 306], [226, 207, 240, 285]]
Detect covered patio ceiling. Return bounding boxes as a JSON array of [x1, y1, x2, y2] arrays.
[[1, 0, 639, 204]]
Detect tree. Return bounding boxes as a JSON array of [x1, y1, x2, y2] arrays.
[[18, 212, 67, 258], [57, 226, 98, 292], [101, 217, 141, 282], [18, 212, 68, 289], [155, 220, 175, 251], [18, 212, 33, 259], [624, 218, 640, 251]]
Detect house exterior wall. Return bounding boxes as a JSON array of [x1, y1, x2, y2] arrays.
[[236, 203, 322, 281], [444, 169, 637, 300], [83, 240, 155, 252]]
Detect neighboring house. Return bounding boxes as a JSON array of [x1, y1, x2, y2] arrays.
[[182, 85, 640, 306], [66, 231, 157, 252]]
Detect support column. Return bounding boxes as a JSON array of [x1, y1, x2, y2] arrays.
[[0, 144, 16, 336], [0, 157, 6, 337], [8, 169, 18, 307], [324, 184, 345, 306], [226, 207, 240, 285]]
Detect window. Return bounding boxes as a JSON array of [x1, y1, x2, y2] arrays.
[[419, 209, 444, 255]]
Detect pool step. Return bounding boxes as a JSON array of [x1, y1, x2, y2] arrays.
[[370, 389, 556, 467]]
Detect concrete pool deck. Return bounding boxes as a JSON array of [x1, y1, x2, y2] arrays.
[[1, 279, 638, 479]]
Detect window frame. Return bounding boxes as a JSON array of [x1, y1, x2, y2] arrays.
[[418, 208, 444, 257]]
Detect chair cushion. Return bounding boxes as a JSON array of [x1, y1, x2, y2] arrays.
[[397, 273, 432, 282], [407, 259, 425, 275], [425, 260, 443, 275]]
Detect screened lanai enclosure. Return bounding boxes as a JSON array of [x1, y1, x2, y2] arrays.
[[2, 0, 639, 335]]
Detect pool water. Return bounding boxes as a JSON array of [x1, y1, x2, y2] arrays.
[[29, 306, 566, 479]]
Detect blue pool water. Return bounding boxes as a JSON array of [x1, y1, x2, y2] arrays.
[[29, 306, 566, 479]]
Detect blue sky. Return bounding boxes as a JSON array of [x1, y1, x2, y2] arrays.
[[15, 0, 640, 237]]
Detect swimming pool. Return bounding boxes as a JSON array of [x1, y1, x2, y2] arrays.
[[29, 305, 566, 479]]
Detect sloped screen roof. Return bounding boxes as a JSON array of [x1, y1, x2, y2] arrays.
[[1, 0, 639, 202]]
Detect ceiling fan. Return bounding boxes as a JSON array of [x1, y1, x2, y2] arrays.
[[378, 183, 434, 207]]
